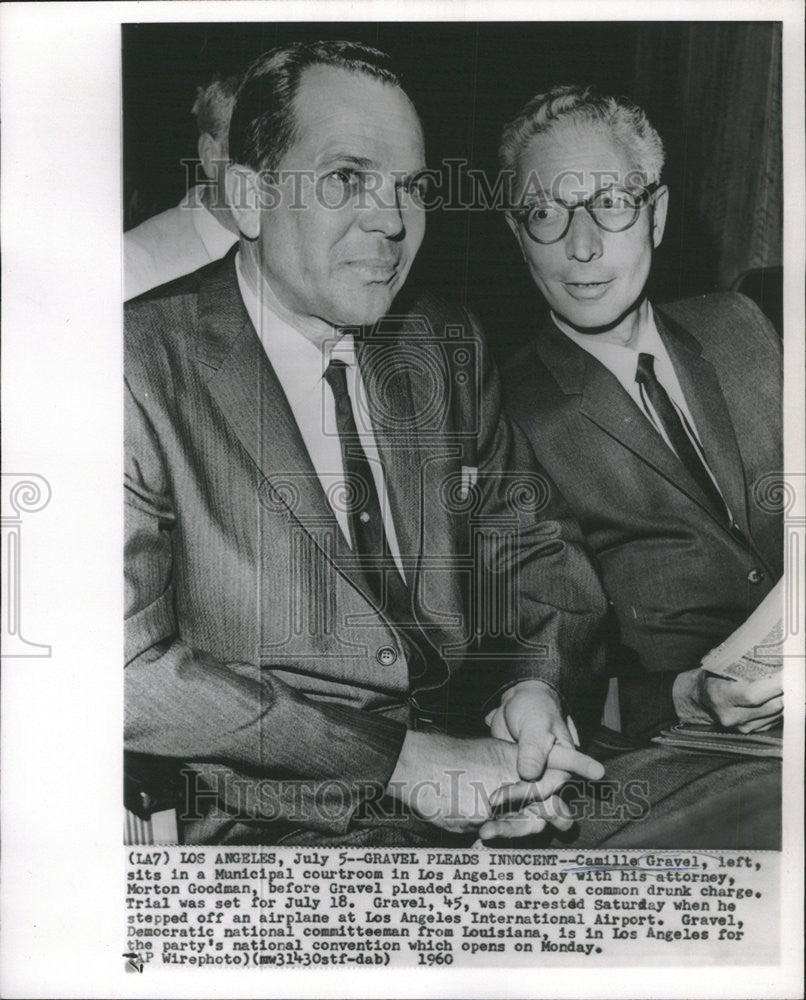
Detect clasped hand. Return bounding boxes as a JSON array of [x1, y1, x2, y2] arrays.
[[479, 680, 604, 840], [388, 680, 604, 840]]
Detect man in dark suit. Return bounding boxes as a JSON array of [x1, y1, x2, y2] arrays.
[[125, 44, 609, 846], [498, 85, 783, 741]]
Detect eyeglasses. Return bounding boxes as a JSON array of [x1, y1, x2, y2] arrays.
[[512, 183, 659, 244]]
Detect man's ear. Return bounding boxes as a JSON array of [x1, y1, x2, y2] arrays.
[[504, 212, 529, 263], [651, 184, 669, 249], [225, 164, 261, 240], [198, 132, 225, 183]]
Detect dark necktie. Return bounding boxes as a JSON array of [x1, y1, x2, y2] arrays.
[[635, 352, 730, 524], [323, 358, 409, 614], [323, 358, 447, 711]]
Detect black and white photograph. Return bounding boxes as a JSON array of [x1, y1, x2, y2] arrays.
[[1, 2, 803, 996], [123, 20, 785, 849]]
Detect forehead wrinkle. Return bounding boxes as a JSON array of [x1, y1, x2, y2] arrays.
[[523, 124, 634, 179], [317, 152, 376, 169], [287, 68, 426, 178], [514, 128, 640, 207]]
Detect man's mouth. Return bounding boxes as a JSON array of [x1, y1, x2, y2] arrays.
[[345, 258, 399, 281], [562, 278, 614, 298]]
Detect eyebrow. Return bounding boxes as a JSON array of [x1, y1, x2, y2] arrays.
[[318, 153, 427, 179]]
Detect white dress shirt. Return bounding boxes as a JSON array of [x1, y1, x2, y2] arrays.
[[124, 185, 238, 300], [236, 253, 405, 578], [554, 308, 728, 507]]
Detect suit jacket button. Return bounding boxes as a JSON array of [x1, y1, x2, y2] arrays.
[[747, 568, 765, 585], [376, 646, 397, 666]]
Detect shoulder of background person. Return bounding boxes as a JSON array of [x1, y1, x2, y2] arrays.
[[124, 253, 236, 377]]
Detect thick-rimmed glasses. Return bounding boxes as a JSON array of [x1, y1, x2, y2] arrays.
[[511, 183, 659, 244]]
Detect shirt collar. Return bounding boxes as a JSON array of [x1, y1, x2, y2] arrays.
[[552, 306, 665, 366]]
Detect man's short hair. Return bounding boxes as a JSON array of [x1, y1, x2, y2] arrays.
[[228, 40, 406, 173], [499, 84, 665, 189], [191, 74, 239, 146]]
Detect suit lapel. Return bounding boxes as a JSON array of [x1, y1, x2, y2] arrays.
[[654, 307, 751, 535], [194, 253, 377, 604], [535, 315, 741, 530]]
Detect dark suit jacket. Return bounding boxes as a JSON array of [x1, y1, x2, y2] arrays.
[[502, 293, 783, 738], [124, 250, 608, 843]]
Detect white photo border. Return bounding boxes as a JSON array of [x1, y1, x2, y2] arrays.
[[1, 1, 803, 997]]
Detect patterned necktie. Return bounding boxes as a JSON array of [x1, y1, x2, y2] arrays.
[[635, 352, 730, 524]]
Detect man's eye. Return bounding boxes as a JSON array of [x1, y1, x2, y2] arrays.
[[597, 189, 634, 210], [401, 174, 431, 204], [328, 168, 361, 189], [529, 202, 557, 222]]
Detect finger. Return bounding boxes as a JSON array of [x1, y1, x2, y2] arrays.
[[752, 695, 784, 716], [479, 813, 546, 841], [488, 780, 536, 812], [514, 719, 557, 781], [487, 709, 517, 743], [489, 770, 572, 811], [566, 715, 580, 747], [732, 675, 783, 707], [751, 714, 784, 732], [749, 695, 783, 717], [480, 797, 574, 841], [746, 673, 784, 697], [547, 713, 576, 747], [484, 706, 515, 743], [736, 708, 784, 733], [724, 696, 783, 727], [546, 743, 605, 780], [521, 793, 575, 830]]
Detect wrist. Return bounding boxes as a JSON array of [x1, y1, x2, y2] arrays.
[[387, 730, 448, 805], [500, 678, 559, 708], [672, 668, 712, 724]]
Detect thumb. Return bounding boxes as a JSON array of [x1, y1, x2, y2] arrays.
[[488, 712, 516, 743], [515, 719, 554, 781]]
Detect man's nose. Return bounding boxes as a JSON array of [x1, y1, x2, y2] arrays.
[[564, 207, 603, 262], [358, 179, 405, 237]]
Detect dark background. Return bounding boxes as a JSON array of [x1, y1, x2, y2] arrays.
[[123, 22, 782, 362]]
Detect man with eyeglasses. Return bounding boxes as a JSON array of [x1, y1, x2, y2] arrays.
[[499, 86, 783, 752]]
